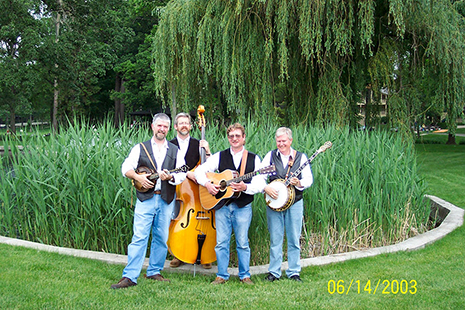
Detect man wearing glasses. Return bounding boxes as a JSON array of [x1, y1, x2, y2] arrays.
[[195, 123, 265, 285]]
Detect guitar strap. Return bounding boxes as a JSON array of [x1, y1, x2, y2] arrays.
[[284, 150, 297, 181], [239, 150, 248, 176], [140, 142, 157, 170]]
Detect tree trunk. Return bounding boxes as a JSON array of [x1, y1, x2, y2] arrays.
[[53, 80, 59, 132], [9, 108, 16, 135], [8, 86, 17, 134], [52, 3, 62, 133], [446, 133, 456, 145], [114, 74, 125, 128], [365, 84, 371, 129]]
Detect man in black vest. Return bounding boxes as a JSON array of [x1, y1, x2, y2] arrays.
[[195, 123, 265, 285], [111, 113, 186, 289], [169, 112, 212, 269], [262, 127, 313, 282]]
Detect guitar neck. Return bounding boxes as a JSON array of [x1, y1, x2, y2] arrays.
[[226, 167, 269, 185], [284, 150, 320, 186]]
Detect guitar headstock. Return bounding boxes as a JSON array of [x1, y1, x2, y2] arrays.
[[317, 141, 332, 153], [261, 164, 276, 175]]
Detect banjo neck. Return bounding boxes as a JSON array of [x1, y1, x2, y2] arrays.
[[283, 141, 332, 186]]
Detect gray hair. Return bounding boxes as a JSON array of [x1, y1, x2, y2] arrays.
[[152, 113, 171, 127], [275, 127, 292, 140], [174, 112, 191, 125]]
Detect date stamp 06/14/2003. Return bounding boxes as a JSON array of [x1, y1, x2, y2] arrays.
[[327, 279, 417, 295]]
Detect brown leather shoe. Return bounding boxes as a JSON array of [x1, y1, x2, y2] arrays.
[[202, 263, 212, 269], [240, 277, 254, 285], [145, 273, 170, 282], [111, 277, 137, 289], [170, 257, 183, 268], [211, 277, 227, 285]]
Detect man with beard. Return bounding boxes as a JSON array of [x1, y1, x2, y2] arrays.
[[111, 113, 186, 289], [169, 112, 213, 269]]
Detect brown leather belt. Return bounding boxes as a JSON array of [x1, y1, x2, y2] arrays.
[[154, 190, 161, 195]]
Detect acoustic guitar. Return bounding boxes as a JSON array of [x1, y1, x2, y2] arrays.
[[132, 165, 189, 192], [199, 164, 276, 210]]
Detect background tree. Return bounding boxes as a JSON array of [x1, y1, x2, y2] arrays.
[[153, 0, 465, 137], [0, 0, 41, 134], [37, 0, 134, 130], [113, 0, 169, 127]]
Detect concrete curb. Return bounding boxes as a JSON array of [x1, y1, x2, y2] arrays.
[[0, 195, 463, 277]]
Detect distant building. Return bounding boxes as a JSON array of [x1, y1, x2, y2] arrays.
[[357, 87, 389, 125]]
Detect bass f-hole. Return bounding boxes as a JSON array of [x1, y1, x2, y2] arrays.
[[180, 208, 195, 229]]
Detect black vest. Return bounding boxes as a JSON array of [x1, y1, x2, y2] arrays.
[[269, 149, 304, 202], [169, 137, 200, 170], [136, 139, 178, 203], [218, 149, 257, 208]]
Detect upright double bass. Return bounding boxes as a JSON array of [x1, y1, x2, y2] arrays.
[[167, 106, 216, 265]]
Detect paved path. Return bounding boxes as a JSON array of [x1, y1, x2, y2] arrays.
[[420, 124, 465, 137], [0, 195, 462, 276]]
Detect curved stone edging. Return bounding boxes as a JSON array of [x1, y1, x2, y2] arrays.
[[0, 195, 463, 276], [296, 195, 463, 268]]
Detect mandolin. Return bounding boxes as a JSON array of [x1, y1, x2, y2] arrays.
[[132, 165, 189, 192]]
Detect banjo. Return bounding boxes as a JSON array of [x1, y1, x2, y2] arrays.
[[265, 141, 332, 212]]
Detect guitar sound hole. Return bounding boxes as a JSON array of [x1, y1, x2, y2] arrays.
[[219, 180, 227, 191]]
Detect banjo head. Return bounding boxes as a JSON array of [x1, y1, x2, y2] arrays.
[[265, 179, 295, 211]]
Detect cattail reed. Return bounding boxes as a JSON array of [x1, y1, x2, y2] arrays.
[[0, 119, 429, 265]]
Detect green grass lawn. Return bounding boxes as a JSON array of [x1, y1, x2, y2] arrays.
[[414, 126, 465, 144], [0, 140, 464, 309]]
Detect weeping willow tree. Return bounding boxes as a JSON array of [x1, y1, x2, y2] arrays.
[[153, 0, 465, 135]]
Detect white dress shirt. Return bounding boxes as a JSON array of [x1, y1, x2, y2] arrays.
[[175, 135, 190, 160]]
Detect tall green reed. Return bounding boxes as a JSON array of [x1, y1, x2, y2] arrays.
[[299, 127, 429, 256], [0, 119, 149, 253], [0, 119, 430, 265]]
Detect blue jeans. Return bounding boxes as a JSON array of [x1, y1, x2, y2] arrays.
[[266, 199, 303, 278], [122, 194, 174, 283], [215, 202, 252, 280]]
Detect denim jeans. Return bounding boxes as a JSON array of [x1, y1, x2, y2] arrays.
[[215, 202, 252, 280], [266, 199, 303, 278], [122, 194, 174, 283]]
